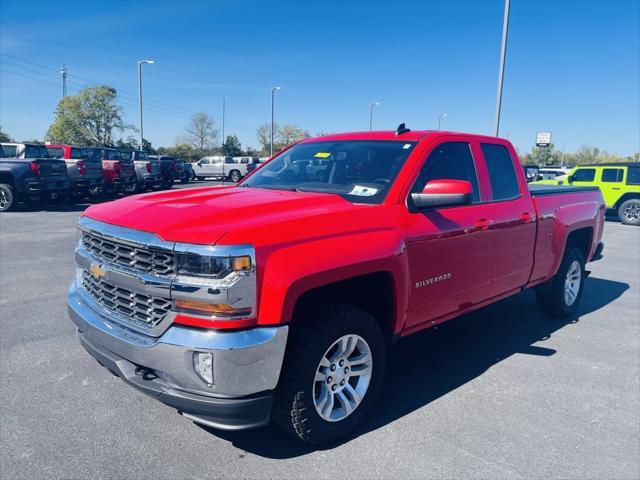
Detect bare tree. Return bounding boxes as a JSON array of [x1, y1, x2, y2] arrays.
[[181, 112, 218, 155]]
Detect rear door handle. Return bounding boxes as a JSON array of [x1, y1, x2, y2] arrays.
[[474, 218, 494, 230], [612, 187, 621, 190], [519, 212, 533, 222]]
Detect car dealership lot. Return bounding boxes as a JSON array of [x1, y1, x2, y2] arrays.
[[1, 184, 638, 479]]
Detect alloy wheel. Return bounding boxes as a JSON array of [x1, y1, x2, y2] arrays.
[[564, 260, 581, 306], [313, 334, 373, 422]]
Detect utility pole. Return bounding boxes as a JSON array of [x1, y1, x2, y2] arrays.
[[493, 0, 510, 137], [222, 98, 226, 155], [60, 64, 68, 99], [438, 113, 447, 130]]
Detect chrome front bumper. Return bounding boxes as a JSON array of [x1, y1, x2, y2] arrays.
[[68, 282, 288, 421]]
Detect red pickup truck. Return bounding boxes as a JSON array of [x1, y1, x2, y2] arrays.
[[68, 127, 605, 445]]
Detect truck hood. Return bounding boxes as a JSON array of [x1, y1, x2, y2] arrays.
[[84, 186, 382, 245]]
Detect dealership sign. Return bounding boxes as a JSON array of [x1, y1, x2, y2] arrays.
[[536, 132, 552, 147]]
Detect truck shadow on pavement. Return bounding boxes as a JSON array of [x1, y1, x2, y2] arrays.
[[199, 276, 629, 458]]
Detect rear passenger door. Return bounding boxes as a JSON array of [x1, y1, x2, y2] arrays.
[[479, 142, 537, 297], [600, 167, 624, 207]]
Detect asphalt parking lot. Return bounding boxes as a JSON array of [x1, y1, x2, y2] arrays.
[[1, 183, 639, 480]]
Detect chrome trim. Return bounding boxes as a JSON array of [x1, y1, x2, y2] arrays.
[[78, 216, 174, 252], [68, 283, 288, 397]]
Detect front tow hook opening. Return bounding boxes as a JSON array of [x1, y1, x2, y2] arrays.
[[135, 366, 158, 381]]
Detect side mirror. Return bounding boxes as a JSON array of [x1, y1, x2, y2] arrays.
[[567, 175, 574, 183], [411, 179, 473, 210]]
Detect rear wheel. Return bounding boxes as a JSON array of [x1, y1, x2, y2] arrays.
[[618, 199, 640, 226], [273, 303, 386, 445], [229, 170, 241, 183], [0, 183, 15, 212], [197, 176, 204, 181], [536, 247, 585, 318]]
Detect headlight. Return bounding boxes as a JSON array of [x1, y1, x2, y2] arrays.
[[172, 245, 256, 320], [176, 253, 252, 280]]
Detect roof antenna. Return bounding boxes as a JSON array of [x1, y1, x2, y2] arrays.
[[395, 123, 411, 135]]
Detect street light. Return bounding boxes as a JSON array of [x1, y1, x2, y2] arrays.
[[438, 113, 448, 130], [270, 86, 281, 157], [493, 0, 510, 136], [369, 102, 380, 131], [138, 59, 154, 151]]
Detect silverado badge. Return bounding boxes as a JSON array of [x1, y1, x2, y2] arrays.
[[89, 262, 106, 280]]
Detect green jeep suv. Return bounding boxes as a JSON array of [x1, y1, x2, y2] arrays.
[[539, 163, 640, 225]]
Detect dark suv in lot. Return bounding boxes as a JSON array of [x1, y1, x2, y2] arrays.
[[0, 143, 69, 211], [85, 147, 136, 194]]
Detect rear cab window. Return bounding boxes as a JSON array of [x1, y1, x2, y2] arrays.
[[70, 148, 87, 160], [1, 145, 18, 158], [46, 147, 64, 158], [24, 145, 50, 158], [481, 143, 520, 200]]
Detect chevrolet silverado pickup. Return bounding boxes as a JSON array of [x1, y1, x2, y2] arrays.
[[68, 127, 605, 445], [45, 144, 104, 199], [1, 143, 69, 211]]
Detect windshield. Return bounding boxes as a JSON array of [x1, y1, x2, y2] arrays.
[[241, 140, 416, 204]]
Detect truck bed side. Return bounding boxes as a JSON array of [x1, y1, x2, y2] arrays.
[[528, 187, 605, 286]]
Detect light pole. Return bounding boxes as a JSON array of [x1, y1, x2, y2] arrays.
[[270, 86, 281, 157], [438, 113, 448, 130], [137, 59, 154, 151], [493, 0, 510, 136], [369, 102, 380, 131]]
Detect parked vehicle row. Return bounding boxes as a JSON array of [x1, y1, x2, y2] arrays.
[[0, 142, 186, 212]]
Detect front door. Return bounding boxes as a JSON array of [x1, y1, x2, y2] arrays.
[[405, 141, 495, 330]]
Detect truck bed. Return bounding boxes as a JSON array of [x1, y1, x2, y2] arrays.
[[529, 184, 599, 196]]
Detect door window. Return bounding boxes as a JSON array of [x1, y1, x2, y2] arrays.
[[481, 143, 520, 200], [224, 157, 235, 164], [572, 168, 595, 182], [413, 142, 480, 202], [601, 168, 623, 182], [199, 158, 210, 165], [627, 167, 640, 185]]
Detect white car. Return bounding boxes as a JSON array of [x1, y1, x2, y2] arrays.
[[192, 156, 248, 182]]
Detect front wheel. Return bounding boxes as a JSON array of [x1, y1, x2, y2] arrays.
[[0, 183, 16, 212], [618, 199, 640, 226], [273, 304, 386, 445], [536, 247, 585, 318]]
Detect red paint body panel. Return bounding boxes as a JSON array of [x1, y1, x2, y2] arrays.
[[83, 130, 605, 335]]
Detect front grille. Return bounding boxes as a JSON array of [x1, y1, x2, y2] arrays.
[[81, 230, 174, 276], [81, 271, 171, 328]]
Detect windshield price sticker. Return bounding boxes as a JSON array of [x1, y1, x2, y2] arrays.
[[403, 144, 412, 149], [314, 152, 331, 158], [349, 185, 378, 197]]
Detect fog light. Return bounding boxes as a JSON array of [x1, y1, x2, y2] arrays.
[[193, 352, 214, 386]]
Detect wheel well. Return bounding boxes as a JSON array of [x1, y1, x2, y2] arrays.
[[614, 193, 640, 209], [565, 227, 593, 260], [291, 272, 395, 342], [0, 173, 15, 187]]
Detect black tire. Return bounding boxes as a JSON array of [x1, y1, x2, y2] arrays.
[[618, 199, 640, 226], [180, 177, 189, 184], [197, 176, 204, 181], [0, 183, 16, 212], [229, 170, 241, 183], [272, 303, 386, 446], [536, 247, 586, 318]]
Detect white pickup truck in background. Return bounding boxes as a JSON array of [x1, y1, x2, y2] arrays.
[[192, 156, 247, 182]]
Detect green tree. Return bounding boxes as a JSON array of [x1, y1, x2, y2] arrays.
[[45, 86, 129, 146], [0, 127, 14, 142], [179, 112, 218, 156], [222, 135, 243, 156], [256, 122, 309, 154]]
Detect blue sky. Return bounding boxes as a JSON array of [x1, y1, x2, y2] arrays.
[[1, 0, 638, 155]]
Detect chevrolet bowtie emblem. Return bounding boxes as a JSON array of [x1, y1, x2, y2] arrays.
[[89, 262, 106, 280]]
